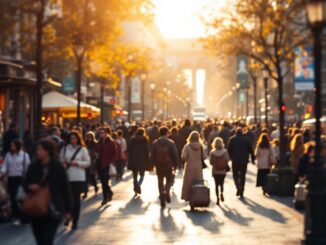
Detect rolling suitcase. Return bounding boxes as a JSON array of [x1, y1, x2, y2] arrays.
[[294, 181, 307, 210], [189, 180, 210, 211]]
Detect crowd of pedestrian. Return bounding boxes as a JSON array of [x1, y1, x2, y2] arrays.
[[0, 119, 325, 244]]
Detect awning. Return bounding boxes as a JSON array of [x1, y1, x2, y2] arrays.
[[42, 91, 100, 115]]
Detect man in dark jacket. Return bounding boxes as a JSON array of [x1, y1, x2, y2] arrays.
[[227, 127, 255, 198], [2, 123, 18, 156], [219, 121, 231, 146], [152, 127, 179, 208], [95, 127, 117, 205]]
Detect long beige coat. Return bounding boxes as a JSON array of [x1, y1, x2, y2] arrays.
[[181, 142, 206, 201]]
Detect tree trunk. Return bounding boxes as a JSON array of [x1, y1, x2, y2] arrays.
[[34, 0, 45, 138]]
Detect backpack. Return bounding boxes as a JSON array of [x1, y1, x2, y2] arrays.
[[212, 153, 228, 171], [155, 142, 170, 167]]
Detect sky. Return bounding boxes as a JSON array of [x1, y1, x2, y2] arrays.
[[153, 0, 224, 39]]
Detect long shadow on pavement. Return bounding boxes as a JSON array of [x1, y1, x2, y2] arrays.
[[118, 196, 151, 216], [184, 210, 223, 233], [240, 197, 288, 223], [152, 209, 185, 241], [220, 204, 253, 226]]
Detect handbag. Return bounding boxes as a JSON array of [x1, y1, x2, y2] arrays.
[[21, 172, 50, 218], [200, 146, 207, 169], [109, 164, 117, 177]]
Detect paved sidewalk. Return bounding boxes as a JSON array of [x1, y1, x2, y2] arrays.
[[0, 164, 303, 244]]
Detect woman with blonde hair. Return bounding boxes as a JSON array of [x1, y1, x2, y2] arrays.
[[290, 134, 304, 178], [255, 133, 276, 195], [181, 131, 207, 202], [209, 137, 230, 205]]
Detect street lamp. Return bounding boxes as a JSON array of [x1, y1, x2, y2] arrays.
[[72, 33, 85, 125], [235, 82, 241, 118], [127, 55, 133, 122], [140, 73, 147, 120], [304, 1, 326, 243], [263, 65, 269, 125], [150, 83, 156, 118]]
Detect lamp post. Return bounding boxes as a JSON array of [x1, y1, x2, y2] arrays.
[[263, 65, 269, 125], [140, 73, 147, 121], [72, 34, 85, 125], [304, 1, 326, 244], [127, 55, 133, 122], [150, 83, 156, 119], [163, 87, 167, 119], [236, 82, 240, 118]]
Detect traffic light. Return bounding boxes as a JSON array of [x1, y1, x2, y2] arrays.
[[281, 104, 286, 112], [307, 104, 313, 113]]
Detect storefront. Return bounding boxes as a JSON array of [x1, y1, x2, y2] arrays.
[[0, 60, 36, 138], [42, 91, 100, 125]]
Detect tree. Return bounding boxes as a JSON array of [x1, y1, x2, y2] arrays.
[[202, 0, 309, 160]]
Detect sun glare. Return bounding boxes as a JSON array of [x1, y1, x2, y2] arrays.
[[153, 0, 226, 39]]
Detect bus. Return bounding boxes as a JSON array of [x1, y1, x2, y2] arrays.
[[192, 107, 207, 121]]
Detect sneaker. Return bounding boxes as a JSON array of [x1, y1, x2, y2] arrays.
[[12, 220, 21, 226], [220, 194, 224, 202], [101, 198, 108, 206], [236, 189, 240, 197]]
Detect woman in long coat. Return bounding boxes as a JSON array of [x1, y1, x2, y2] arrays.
[[181, 131, 206, 202], [128, 128, 150, 196]]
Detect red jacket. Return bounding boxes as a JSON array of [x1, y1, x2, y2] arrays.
[[95, 138, 117, 169]]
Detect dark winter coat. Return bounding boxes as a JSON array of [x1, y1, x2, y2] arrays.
[[178, 126, 193, 147], [218, 127, 231, 146], [24, 159, 73, 214], [169, 132, 183, 155], [227, 133, 255, 165], [128, 135, 150, 171]]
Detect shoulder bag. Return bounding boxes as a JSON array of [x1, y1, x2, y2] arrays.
[[21, 171, 50, 218]]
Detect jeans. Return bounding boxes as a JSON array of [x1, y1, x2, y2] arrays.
[[83, 168, 97, 194], [70, 182, 83, 225], [116, 160, 126, 178], [157, 169, 174, 200], [132, 170, 145, 188], [8, 176, 22, 219], [213, 174, 226, 198], [98, 167, 113, 201], [232, 162, 248, 193], [31, 216, 61, 245]]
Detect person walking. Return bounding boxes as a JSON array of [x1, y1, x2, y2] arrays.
[[60, 131, 90, 230], [168, 127, 183, 170], [94, 127, 117, 205], [255, 133, 276, 195], [24, 139, 72, 245], [181, 131, 206, 202], [0, 139, 31, 225], [227, 127, 255, 199], [128, 128, 150, 195], [2, 123, 18, 156], [209, 137, 230, 205], [82, 131, 99, 199], [290, 134, 305, 179], [113, 130, 127, 180], [152, 127, 179, 208]]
